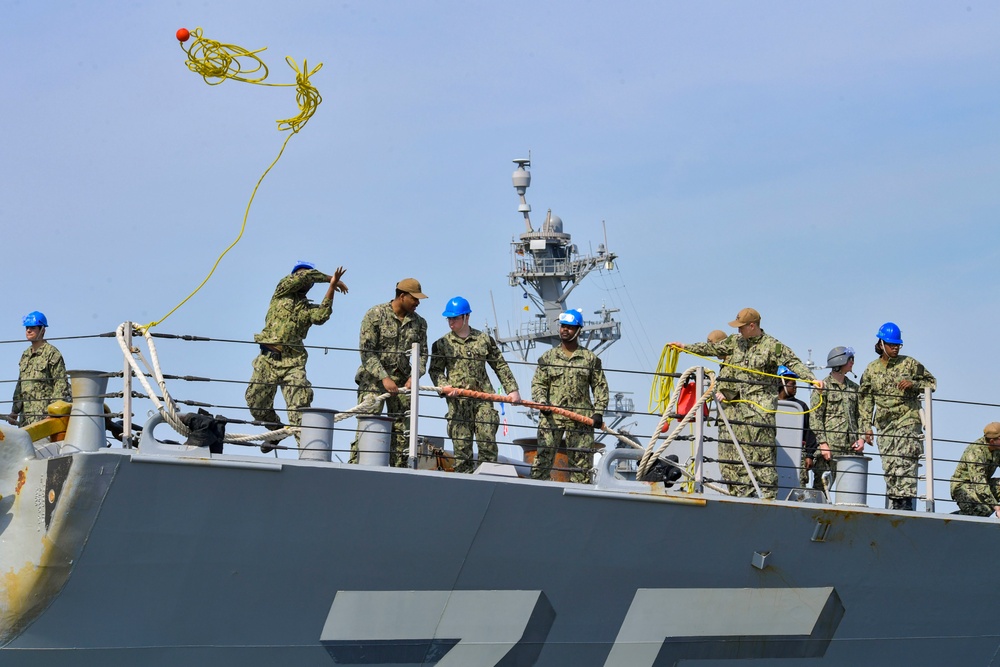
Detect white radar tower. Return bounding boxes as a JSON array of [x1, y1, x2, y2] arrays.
[[492, 158, 621, 361]]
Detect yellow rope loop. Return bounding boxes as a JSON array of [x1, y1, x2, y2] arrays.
[[181, 27, 270, 85], [724, 394, 824, 416], [671, 344, 824, 416], [144, 29, 325, 332], [278, 57, 323, 133], [649, 344, 679, 413]]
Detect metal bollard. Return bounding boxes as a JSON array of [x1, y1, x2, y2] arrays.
[[61, 370, 109, 454], [832, 455, 871, 506], [357, 415, 392, 466], [299, 408, 337, 462]]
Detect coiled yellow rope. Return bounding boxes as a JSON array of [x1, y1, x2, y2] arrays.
[[181, 26, 270, 84], [671, 345, 823, 416], [278, 56, 323, 133], [648, 344, 679, 413], [139, 27, 324, 333]]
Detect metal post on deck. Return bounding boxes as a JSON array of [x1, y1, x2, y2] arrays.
[[693, 366, 705, 493], [923, 386, 935, 513], [122, 322, 134, 449], [408, 342, 420, 469]]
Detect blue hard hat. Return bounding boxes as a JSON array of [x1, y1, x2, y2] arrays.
[[558, 309, 584, 327], [22, 311, 48, 327], [777, 365, 798, 379], [291, 260, 315, 274], [442, 296, 472, 318], [876, 322, 903, 345]]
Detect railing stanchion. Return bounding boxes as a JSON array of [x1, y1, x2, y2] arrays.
[[923, 386, 935, 513], [122, 322, 134, 449], [694, 366, 705, 493], [408, 342, 420, 470]]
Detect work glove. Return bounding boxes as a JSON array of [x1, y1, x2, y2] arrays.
[[537, 402, 553, 415], [592, 413, 603, 429]]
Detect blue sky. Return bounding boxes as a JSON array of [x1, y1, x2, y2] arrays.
[[3, 1, 999, 507]]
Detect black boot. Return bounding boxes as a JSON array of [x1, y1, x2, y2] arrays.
[[260, 423, 287, 454], [889, 496, 916, 511]]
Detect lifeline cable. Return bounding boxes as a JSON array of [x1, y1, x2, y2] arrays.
[[139, 27, 324, 333], [114, 324, 729, 491], [119, 323, 393, 445]]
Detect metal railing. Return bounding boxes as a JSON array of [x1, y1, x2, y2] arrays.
[[1, 330, 987, 516]]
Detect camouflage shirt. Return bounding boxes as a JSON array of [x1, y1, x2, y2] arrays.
[[355, 302, 428, 385], [950, 437, 1000, 506], [685, 331, 816, 414], [858, 355, 935, 432], [810, 373, 860, 451], [429, 328, 518, 394], [253, 269, 333, 363], [531, 346, 609, 415], [12, 341, 70, 425]]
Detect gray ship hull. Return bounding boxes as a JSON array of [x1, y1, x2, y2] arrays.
[[1, 449, 998, 666]]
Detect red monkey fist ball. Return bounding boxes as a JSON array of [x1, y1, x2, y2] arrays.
[[176, 28, 190, 42]]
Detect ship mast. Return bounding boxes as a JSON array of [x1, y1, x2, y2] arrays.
[[494, 158, 621, 361]]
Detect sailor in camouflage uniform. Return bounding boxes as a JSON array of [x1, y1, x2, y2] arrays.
[[352, 278, 429, 468], [858, 322, 936, 511], [531, 309, 609, 484], [671, 308, 821, 499], [6, 311, 70, 427], [808, 346, 864, 488], [246, 262, 348, 451], [429, 297, 520, 473], [950, 422, 1000, 518]]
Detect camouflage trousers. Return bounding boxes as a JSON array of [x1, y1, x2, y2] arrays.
[[245, 354, 313, 444], [445, 397, 499, 473], [953, 480, 1000, 517], [532, 415, 595, 484], [876, 422, 923, 501], [350, 384, 412, 468], [15, 378, 65, 426], [718, 404, 777, 499], [800, 451, 834, 490], [717, 440, 742, 494], [16, 398, 56, 427]]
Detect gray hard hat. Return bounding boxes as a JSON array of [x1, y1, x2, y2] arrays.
[[827, 346, 855, 368]]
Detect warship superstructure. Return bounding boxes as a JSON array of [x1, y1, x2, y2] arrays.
[[492, 158, 621, 360]]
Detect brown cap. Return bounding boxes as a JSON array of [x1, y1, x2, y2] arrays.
[[728, 307, 761, 328], [396, 278, 428, 299], [985, 422, 1000, 440], [707, 330, 727, 344]]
